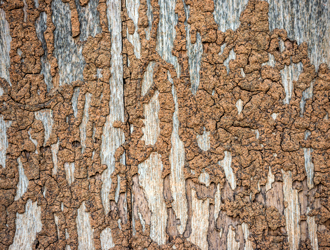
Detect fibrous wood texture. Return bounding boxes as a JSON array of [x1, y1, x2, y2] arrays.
[[0, 0, 330, 249]]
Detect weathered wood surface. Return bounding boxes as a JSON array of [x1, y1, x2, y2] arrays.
[[0, 0, 329, 249]]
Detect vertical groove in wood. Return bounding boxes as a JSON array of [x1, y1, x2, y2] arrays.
[[169, 72, 187, 235], [307, 207, 318, 250], [14, 157, 28, 201], [280, 62, 303, 104], [156, 0, 180, 75], [101, 0, 125, 215], [219, 151, 236, 190], [0, 7, 12, 172], [188, 189, 210, 250], [100, 227, 115, 249], [304, 131, 315, 190], [64, 162, 75, 186], [138, 153, 167, 245], [226, 225, 240, 250], [214, 184, 221, 221], [77, 202, 95, 250], [183, 1, 203, 95], [141, 92, 160, 145], [139, 66, 165, 244], [141, 61, 155, 96], [265, 166, 275, 192], [36, 11, 53, 90], [0, 8, 11, 85], [0, 116, 11, 168], [52, 0, 85, 86], [282, 170, 301, 250], [80, 93, 91, 153], [242, 223, 253, 250], [9, 200, 42, 250], [126, 0, 141, 58], [35, 110, 54, 146]]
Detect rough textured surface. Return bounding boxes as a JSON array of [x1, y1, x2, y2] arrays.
[[0, 0, 330, 249], [9, 200, 42, 250]]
